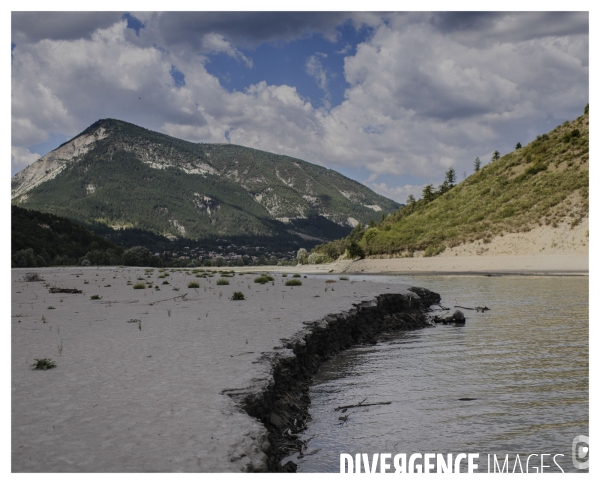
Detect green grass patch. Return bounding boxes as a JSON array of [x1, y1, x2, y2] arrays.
[[133, 282, 146, 289], [254, 275, 274, 284], [285, 279, 302, 286]]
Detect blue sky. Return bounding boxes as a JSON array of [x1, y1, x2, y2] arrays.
[[11, 11, 589, 202], [203, 20, 371, 110]]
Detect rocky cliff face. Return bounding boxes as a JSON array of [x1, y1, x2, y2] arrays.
[[12, 127, 108, 200]]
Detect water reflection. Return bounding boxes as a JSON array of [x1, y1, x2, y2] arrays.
[[295, 276, 588, 473]]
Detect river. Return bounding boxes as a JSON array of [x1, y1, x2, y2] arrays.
[[293, 275, 588, 473]]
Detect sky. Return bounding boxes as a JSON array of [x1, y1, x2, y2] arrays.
[[10, 9, 589, 203]]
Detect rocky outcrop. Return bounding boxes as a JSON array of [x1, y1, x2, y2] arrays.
[[224, 286, 440, 472], [11, 127, 108, 200]]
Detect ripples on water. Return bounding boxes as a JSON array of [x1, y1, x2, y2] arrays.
[[294, 276, 588, 473]]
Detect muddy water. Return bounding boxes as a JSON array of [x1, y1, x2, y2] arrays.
[[294, 275, 588, 473]]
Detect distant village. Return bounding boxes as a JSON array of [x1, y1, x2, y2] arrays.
[[160, 241, 299, 266]]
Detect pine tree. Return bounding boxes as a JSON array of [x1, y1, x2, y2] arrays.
[[445, 167, 456, 188], [474, 157, 481, 172], [491, 150, 500, 161], [422, 184, 435, 202]]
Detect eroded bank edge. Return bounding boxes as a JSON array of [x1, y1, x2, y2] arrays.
[[223, 286, 441, 472]]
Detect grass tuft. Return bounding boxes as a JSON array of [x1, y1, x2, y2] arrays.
[[231, 291, 246, 300], [133, 282, 146, 289], [31, 358, 56, 370], [285, 279, 302, 286], [254, 275, 274, 284]]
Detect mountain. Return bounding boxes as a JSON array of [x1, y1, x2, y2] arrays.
[[11, 119, 399, 243], [11, 205, 124, 267], [314, 107, 589, 259]]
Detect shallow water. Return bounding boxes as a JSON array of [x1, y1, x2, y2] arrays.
[[295, 275, 589, 473]]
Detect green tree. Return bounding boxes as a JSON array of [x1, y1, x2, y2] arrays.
[[474, 157, 481, 172], [406, 194, 416, 207], [12, 248, 37, 267], [491, 150, 500, 162], [515, 142, 522, 149], [444, 167, 456, 188], [122, 246, 152, 266], [347, 242, 364, 259], [296, 248, 308, 265], [422, 184, 435, 203]]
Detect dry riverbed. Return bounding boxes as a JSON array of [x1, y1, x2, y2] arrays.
[[12, 266, 423, 472]]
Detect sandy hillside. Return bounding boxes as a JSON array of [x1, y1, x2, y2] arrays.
[[438, 217, 588, 258], [11, 267, 415, 472]]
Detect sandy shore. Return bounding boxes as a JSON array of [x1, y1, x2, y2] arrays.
[[11, 267, 417, 472], [330, 254, 589, 275], [243, 252, 588, 277]]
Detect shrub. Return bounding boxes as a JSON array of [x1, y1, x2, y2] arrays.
[[325, 279, 337, 283], [423, 244, 446, 257], [285, 279, 302, 286], [254, 275, 274, 284], [339, 276, 349, 281], [282, 273, 288, 277], [30, 358, 57, 370], [90, 295, 101, 300], [23, 272, 42, 282], [307, 252, 326, 264], [231, 291, 246, 300], [216, 279, 230, 285], [347, 242, 365, 259], [187, 281, 200, 288], [162, 280, 170, 285], [292, 273, 301, 278], [133, 282, 146, 289]]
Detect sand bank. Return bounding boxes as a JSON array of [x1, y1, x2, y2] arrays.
[[331, 254, 588, 275], [11, 267, 435, 472], [240, 252, 588, 277]]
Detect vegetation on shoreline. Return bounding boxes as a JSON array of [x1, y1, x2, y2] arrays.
[[312, 108, 589, 259]]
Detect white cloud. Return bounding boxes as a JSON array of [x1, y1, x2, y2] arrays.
[[11, 12, 588, 202], [306, 53, 328, 91], [364, 181, 429, 204], [12, 147, 41, 171], [201, 33, 253, 67]]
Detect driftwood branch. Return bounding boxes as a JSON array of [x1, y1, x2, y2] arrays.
[[149, 293, 188, 306], [455, 305, 491, 312], [49, 287, 82, 294], [334, 400, 392, 411]]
